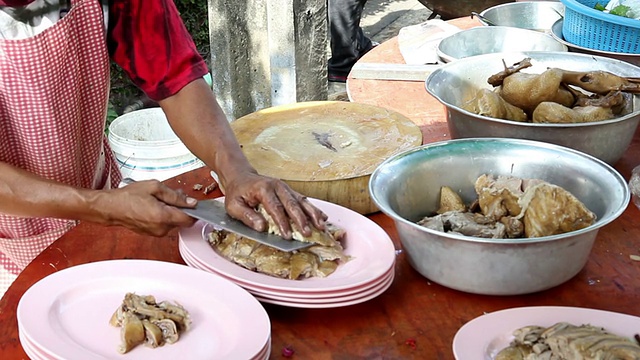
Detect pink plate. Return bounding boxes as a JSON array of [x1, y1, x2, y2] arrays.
[[453, 306, 640, 360], [179, 198, 396, 293], [252, 271, 395, 309], [17, 260, 270, 360], [180, 241, 395, 299]]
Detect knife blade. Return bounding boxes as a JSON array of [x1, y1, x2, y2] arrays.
[[181, 199, 313, 252]]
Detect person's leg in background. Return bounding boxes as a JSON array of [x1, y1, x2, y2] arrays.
[[328, 0, 374, 82]]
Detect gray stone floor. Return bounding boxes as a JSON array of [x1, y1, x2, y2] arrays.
[[328, 0, 433, 98]]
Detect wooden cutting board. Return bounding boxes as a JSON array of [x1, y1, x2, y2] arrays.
[[231, 101, 422, 214]]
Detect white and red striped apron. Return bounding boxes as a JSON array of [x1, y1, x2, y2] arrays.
[[0, 0, 121, 293]]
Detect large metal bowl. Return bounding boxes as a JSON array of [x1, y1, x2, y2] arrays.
[[369, 138, 630, 295], [436, 26, 567, 63], [418, 0, 514, 20], [478, 1, 565, 32], [425, 51, 640, 165]]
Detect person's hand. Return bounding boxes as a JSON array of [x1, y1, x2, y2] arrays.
[[221, 172, 328, 239], [95, 180, 197, 236]]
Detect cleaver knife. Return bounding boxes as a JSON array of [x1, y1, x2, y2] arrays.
[[180, 199, 313, 252]]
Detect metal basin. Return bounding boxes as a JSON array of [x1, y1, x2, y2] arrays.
[[369, 138, 630, 295], [425, 51, 640, 165], [418, 0, 515, 20], [437, 26, 567, 63], [479, 1, 565, 32]]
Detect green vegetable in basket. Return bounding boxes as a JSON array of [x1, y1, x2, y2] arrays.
[[610, 4, 632, 16], [594, 2, 606, 10]]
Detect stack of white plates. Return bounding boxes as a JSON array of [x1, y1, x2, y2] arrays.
[[18, 260, 271, 360], [179, 198, 397, 308]]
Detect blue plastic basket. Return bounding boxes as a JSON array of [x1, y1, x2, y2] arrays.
[[561, 0, 640, 54]]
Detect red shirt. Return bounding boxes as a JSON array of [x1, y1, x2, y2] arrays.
[[0, 0, 209, 101]]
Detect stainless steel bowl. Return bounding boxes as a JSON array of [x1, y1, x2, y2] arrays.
[[478, 1, 565, 32], [425, 51, 640, 165], [417, 0, 515, 20], [437, 26, 567, 63], [369, 138, 630, 295], [550, 19, 640, 67]]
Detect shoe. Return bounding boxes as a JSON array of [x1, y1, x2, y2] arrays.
[[328, 73, 348, 83]]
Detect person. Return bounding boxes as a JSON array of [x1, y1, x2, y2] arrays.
[[0, 0, 327, 294], [327, 0, 376, 82]]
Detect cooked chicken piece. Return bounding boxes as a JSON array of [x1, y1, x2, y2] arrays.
[[251, 245, 292, 279], [500, 68, 565, 114], [142, 320, 164, 348], [532, 102, 615, 123], [117, 311, 146, 354], [474, 174, 524, 221], [437, 186, 466, 214], [290, 252, 318, 279], [561, 70, 640, 94], [206, 213, 348, 280], [463, 88, 528, 122], [498, 322, 640, 359], [518, 183, 596, 237], [487, 57, 533, 87], [499, 216, 525, 239], [257, 205, 338, 247], [418, 211, 507, 238]]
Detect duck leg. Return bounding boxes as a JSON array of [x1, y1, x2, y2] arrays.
[[487, 58, 533, 87]]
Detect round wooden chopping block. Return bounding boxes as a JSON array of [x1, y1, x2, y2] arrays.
[[231, 101, 423, 214]]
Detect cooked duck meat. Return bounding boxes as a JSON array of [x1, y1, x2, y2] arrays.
[[463, 88, 528, 122], [110, 293, 190, 354], [561, 70, 640, 94], [532, 102, 615, 123], [417, 211, 507, 238], [496, 322, 640, 359], [207, 209, 348, 279], [417, 174, 595, 239], [487, 57, 533, 87], [436, 186, 466, 214], [500, 68, 566, 114]]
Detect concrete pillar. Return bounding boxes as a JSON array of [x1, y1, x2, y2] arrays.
[[207, 0, 329, 121]]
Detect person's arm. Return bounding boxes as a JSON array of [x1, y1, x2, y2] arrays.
[[0, 162, 197, 236], [158, 79, 327, 238], [108, 0, 326, 238]]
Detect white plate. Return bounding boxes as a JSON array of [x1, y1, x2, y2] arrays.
[[179, 198, 396, 293], [179, 241, 395, 299], [453, 306, 640, 360], [17, 260, 270, 360]]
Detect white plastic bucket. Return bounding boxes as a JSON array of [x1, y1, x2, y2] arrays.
[[108, 108, 204, 181]]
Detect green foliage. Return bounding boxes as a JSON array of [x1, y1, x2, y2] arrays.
[[108, 0, 210, 114], [594, 3, 633, 18]]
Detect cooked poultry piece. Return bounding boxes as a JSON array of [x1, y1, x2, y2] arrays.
[[436, 186, 466, 214], [561, 69, 640, 94], [496, 322, 640, 359], [474, 174, 524, 221], [257, 205, 339, 247], [487, 57, 533, 87], [519, 182, 596, 237], [417, 211, 508, 238], [109, 293, 190, 354], [207, 208, 348, 280], [417, 174, 595, 239], [463, 88, 528, 122], [500, 68, 567, 114], [532, 102, 615, 123]]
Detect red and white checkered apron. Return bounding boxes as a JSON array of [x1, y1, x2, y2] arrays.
[[0, 0, 121, 287]]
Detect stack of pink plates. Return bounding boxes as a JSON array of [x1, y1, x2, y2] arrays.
[[179, 198, 397, 308], [17, 260, 271, 360]]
